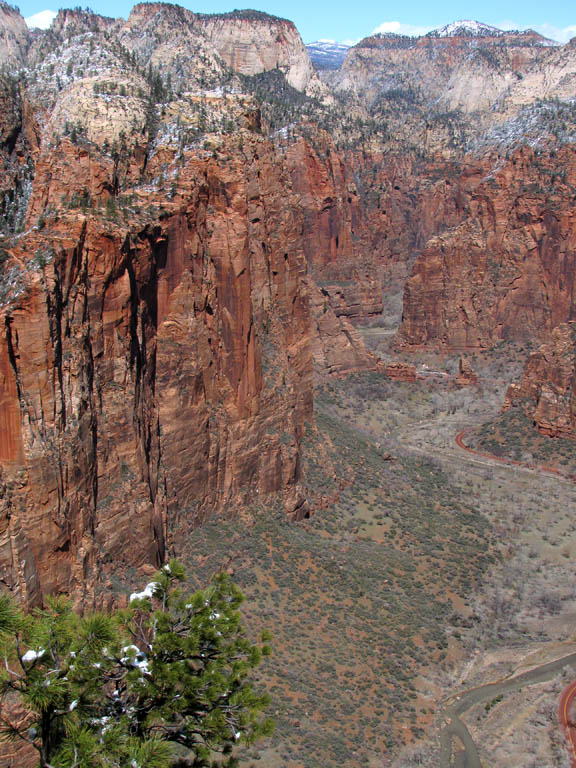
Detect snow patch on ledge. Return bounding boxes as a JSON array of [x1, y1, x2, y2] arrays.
[[428, 20, 505, 37], [129, 582, 159, 603]]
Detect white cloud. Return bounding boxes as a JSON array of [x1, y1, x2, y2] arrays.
[[25, 10, 57, 29], [530, 24, 576, 44], [372, 21, 435, 38], [498, 20, 576, 44]]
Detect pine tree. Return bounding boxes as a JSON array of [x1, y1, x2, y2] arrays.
[[0, 562, 273, 767]]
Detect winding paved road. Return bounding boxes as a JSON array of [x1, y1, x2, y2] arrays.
[[559, 680, 576, 768], [440, 652, 576, 767], [455, 429, 576, 484], [397, 416, 576, 765], [400, 415, 576, 488]]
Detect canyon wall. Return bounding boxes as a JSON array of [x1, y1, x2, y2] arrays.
[[0, 115, 381, 603], [504, 322, 576, 439], [2, 0, 576, 605], [283, 139, 473, 320], [399, 145, 576, 350]]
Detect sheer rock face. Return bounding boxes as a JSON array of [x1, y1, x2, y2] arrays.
[[283, 140, 471, 321], [196, 12, 316, 91], [399, 145, 576, 351], [0, 1, 29, 68], [504, 323, 576, 439], [0, 126, 380, 604], [385, 362, 417, 382], [284, 138, 384, 319]]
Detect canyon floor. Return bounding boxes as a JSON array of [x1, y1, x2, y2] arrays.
[[114, 323, 575, 768]]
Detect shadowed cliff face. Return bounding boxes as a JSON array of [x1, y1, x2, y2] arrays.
[[399, 145, 576, 351], [0, 129, 383, 604], [283, 138, 472, 320]]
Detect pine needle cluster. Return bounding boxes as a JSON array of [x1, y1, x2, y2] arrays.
[[0, 562, 273, 767]]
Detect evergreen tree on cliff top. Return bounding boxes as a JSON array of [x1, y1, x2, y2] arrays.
[[0, 561, 273, 767]]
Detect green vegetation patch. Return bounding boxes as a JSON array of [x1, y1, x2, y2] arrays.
[[176, 371, 495, 767]]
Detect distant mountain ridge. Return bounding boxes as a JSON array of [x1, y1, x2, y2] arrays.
[[368, 20, 559, 47], [428, 20, 505, 37], [306, 39, 350, 70], [335, 17, 575, 116], [426, 19, 560, 45], [307, 20, 560, 74]]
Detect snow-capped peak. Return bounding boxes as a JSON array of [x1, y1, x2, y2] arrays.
[[428, 20, 505, 38], [306, 41, 351, 70], [425, 20, 560, 46], [306, 40, 351, 53]]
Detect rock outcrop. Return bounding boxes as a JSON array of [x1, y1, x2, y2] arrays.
[[504, 323, 576, 439], [385, 362, 417, 382], [196, 10, 316, 92], [456, 357, 477, 386], [399, 145, 576, 350], [0, 0, 29, 68]]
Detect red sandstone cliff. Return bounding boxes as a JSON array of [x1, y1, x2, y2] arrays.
[[3, 0, 576, 608], [282, 138, 471, 321], [399, 145, 576, 350], [0, 127, 380, 604], [504, 323, 576, 439]]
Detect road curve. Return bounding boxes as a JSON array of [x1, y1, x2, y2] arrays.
[[402, 420, 576, 488], [455, 429, 576, 484], [397, 416, 576, 764], [559, 680, 576, 768], [439, 650, 576, 765]]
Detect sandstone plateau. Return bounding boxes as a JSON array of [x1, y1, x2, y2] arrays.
[[334, 24, 574, 120]]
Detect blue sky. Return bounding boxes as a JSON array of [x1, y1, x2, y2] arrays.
[[21, 0, 576, 45]]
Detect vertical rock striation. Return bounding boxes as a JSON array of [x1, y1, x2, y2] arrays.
[[399, 146, 576, 350], [0, 130, 379, 603]]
